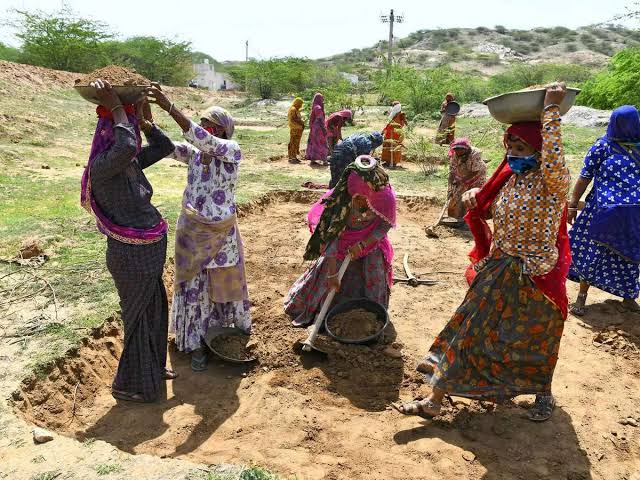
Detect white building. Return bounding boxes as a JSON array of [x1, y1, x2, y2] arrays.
[[191, 59, 238, 91]]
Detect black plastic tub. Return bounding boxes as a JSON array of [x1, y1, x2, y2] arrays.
[[324, 298, 390, 345]]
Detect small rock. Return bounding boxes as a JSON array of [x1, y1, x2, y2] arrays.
[[41, 164, 50, 169], [241, 372, 247, 378], [33, 427, 53, 444], [462, 451, 476, 462], [383, 346, 402, 359], [75, 163, 81, 167], [226, 375, 233, 380], [262, 367, 269, 372], [597, 453, 605, 461], [619, 417, 639, 427]]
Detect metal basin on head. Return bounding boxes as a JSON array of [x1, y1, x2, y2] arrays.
[[74, 85, 149, 105], [483, 87, 581, 124]]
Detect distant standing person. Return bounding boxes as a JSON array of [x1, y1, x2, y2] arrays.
[[81, 79, 176, 403], [288, 97, 305, 163], [381, 101, 407, 167], [328, 131, 383, 188], [435, 93, 456, 146], [145, 87, 252, 372], [568, 105, 640, 315], [326, 109, 352, 155], [446, 138, 487, 222], [306, 92, 329, 164]]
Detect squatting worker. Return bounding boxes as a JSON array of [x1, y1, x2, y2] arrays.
[[446, 138, 487, 222], [395, 83, 571, 423], [80, 79, 177, 403]]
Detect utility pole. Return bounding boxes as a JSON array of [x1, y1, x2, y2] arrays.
[[380, 9, 404, 66], [245, 40, 249, 61]]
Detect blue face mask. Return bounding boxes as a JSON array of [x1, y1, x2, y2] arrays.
[[507, 154, 538, 174]]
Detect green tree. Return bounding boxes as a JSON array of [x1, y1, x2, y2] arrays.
[[579, 47, 640, 108], [0, 42, 22, 62], [11, 8, 111, 72], [229, 58, 316, 99], [103, 36, 193, 86]]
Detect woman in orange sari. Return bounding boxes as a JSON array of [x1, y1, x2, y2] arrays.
[[381, 101, 407, 168]]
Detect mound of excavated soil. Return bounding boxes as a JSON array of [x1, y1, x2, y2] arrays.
[[11, 191, 640, 480], [0, 60, 76, 89], [74, 65, 150, 86]]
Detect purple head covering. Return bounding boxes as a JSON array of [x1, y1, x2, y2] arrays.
[[80, 107, 167, 243]]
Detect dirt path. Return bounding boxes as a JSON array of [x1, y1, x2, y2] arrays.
[[10, 194, 640, 480]]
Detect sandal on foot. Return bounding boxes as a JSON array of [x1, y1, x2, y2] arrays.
[[528, 394, 555, 422], [112, 389, 148, 403], [570, 293, 588, 317], [191, 351, 208, 372], [391, 399, 442, 419], [163, 368, 178, 380]]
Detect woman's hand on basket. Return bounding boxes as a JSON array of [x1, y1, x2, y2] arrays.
[[544, 82, 567, 107], [145, 83, 172, 112], [91, 79, 121, 111]]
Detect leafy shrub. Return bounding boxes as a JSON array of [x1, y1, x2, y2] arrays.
[[565, 43, 578, 52], [579, 47, 640, 109], [0, 42, 22, 62], [495, 25, 508, 34]]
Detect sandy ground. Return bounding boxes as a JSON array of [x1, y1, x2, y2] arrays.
[[7, 193, 640, 480]]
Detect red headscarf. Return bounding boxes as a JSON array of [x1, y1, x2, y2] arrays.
[[463, 121, 570, 319], [96, 104, 136, 120]]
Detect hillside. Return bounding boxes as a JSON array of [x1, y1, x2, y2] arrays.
[[327, 25, 640, 74]]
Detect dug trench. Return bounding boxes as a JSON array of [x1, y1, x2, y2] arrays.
[[10, 191, 640, 479]]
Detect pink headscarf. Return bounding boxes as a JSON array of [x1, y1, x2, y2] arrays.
[[448, 137, 471, 157]]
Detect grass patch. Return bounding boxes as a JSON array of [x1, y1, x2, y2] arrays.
[[31, 472, 62, 480], [95, 463, 123, 476]]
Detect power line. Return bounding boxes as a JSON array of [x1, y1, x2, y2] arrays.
[[380, 9, 405, 66]]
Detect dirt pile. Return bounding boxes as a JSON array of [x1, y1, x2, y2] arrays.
[[74, 65, 150, 86], [0, 60, 76, 89], [327, 308, 384, 340]]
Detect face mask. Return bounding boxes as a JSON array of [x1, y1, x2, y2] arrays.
[[507, 154, 538, 174]]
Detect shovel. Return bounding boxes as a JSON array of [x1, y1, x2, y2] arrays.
[[301, 255, 351, 354], [425, 196, 450, 238]]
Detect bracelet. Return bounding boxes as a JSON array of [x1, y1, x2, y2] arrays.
[[544, 103, 560, 111], [110, 104, 124, 113], [568, 207, 578, 211], [327, 272, 338, 279], [169, 103, 174, 115]]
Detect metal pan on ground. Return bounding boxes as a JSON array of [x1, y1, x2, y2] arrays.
[[483, 87, 580, 124], [444, 101, 461, 116], [324, 298, 389, 345], [440, 217, 465, 227], [204, 326, 257, 364], [74, 85, 150, 105]]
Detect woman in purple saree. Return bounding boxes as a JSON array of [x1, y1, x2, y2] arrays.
[[81, 80, 175, 403], [305, 92, 329, 164], [285, 156, 396, 327]]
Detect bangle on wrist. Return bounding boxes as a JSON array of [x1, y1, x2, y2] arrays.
[[169, 103, 174, 115], [327, 272, 338, 279], [110, 104, 124, 113], [544, 103, 560, 111]]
